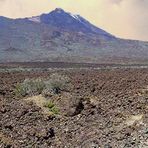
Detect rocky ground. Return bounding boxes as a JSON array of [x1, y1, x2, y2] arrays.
[[0, 68, 148, 147]]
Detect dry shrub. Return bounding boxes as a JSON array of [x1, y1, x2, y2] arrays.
[[15, 73, 71, 97]]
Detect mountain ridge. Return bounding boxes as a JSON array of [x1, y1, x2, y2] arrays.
[[27, 8, 115, 39], [0, 8, 148, 63]]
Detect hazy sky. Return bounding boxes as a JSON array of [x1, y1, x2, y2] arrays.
[[0, 0, 148, 41]]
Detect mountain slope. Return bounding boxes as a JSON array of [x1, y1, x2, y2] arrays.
[[38, 8, 114, 39], [0, 8, 148, 63]]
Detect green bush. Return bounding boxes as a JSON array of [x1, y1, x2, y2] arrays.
[[44, 101, 60, 115], [45, 101, 55, 108], [50, 106, 60, 115]]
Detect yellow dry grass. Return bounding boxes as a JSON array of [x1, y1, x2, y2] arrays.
[[125, 114, 143, 126], [0, 132, 14, 146], [25, 95, 51, 115]]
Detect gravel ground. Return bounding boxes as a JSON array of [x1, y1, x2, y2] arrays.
[[0, 68, 148, 147]]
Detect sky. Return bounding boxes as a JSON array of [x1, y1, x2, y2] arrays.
[[0, 0, 148, 41]]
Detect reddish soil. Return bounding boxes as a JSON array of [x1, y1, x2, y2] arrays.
[[0, 68, 148, 147]]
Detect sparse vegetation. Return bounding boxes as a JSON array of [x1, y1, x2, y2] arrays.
[[44, 101, 55, 108], [15, 73, 70, 97], [45, 73, 70, 94], [15, 78, 45, 97], [26, 95, 60, 115], [44, 101, 60, 115]]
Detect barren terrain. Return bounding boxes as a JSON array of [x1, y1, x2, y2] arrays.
[[0, 66, 148, 147]]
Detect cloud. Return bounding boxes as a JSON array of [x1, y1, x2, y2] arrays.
[[98, 0, 148, 41], [0, 0, 148, 41], [0, 0, 53, 17]]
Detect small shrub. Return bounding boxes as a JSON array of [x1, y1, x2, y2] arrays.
[[15, 78, 45, 97], [15, 83, 28, 97], [45, 73, 70, 94], [50, 106, 60, 115], [32, 78, 45, 94], [44, 101, 55, 108], [44, 101, 60, 115]]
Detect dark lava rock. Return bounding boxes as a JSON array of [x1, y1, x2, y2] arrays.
[[67, 98, 84, 116]]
